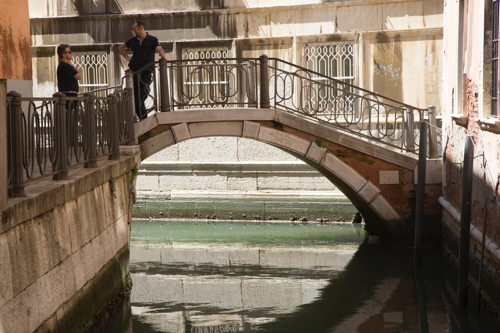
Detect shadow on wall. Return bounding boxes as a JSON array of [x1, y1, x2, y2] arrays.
[[72, 0, 123, 15], [195, 0, 226, 10]]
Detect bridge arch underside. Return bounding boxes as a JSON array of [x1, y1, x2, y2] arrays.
[[139, 115, 416, 244]]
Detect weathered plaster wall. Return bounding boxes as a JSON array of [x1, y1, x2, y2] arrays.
[[0, 158, 134, 333], [442, 0, 500, 241], [29, 0, 435, 17], [1, 1, 33, 97], [29, 0, 443, 108], [440, 0, 500, 319], [0, 2, 32, 81]]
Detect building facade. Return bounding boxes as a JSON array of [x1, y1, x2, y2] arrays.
[[440, 0, 500, 314]]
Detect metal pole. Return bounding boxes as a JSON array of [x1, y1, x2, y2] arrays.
[[414, 265, 429, 333], [7, 91, 25, 196], [53, 92, 68, 180], [414, 122, 427, 267], [477, 207, 488, 312], [159, 58, 171, 112], [458, 135, 474, 307], [406, 107, 415, 153], [84, 93, 97, 168], [260, 54, 270, 109], [428, 105, 438, 158], [109, 92, 120, 160]]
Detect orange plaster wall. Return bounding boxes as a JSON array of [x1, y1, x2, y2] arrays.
[[0, 1, 32, 80]]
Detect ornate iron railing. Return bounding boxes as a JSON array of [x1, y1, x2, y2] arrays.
[[6, 87, 134, 197], [6, 54, 440, 198], [267, 57, 431, 152], [144, 57, 259, 111], [134, 55, 440, 155]]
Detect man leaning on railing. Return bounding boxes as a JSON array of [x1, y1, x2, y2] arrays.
[[118, 20, 165, 121]]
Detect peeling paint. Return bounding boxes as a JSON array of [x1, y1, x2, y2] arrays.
[[0, 19, 32, 80]]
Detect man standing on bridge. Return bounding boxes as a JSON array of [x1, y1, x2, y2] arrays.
[[56, 44, 82, 111], [119, 21, 165, 121]]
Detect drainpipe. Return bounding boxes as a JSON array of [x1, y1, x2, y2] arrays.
[[428, 105, 438, 158], [414, 122, 427, 266]]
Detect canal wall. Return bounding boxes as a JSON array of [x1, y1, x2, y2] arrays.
[[441, 202, 500, 321], [137, 137, 339, 195], [0, 157, 135, 333]]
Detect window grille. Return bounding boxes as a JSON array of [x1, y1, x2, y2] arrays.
[[492, 0, 499, 117], [303, 42, 354, 114], [304, 42, 354, 83], [181, 47, 229, 108], [72, 52, 108, 96]]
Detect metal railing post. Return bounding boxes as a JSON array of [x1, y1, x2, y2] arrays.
[[53, 92, 68, 180], [406, 107, 415, 153], [428, 105, 438, 158], [260, 54, 270, 109], [124, 87, 136, 144], [159, 58, 171, 112], [125, 69, 136, 119], [84, 93, 97, 168], [247, 61, 257, 107], [109, 92, 120, 160], [7, 91, 25, 196]]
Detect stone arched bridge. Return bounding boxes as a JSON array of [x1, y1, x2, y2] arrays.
[[134, 107, 441, 244]]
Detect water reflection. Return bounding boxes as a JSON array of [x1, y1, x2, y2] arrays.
[[104, 220, 500, 333]]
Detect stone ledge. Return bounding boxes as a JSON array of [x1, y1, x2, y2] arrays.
[[2, 155, 135, 234], [139, 161, 317, 173]]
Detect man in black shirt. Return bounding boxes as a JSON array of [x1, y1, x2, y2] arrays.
[[119, 21, 165, 120], [56, 44, 82, 110]]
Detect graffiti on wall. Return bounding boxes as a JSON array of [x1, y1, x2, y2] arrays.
[[372, 33, 403, 101]]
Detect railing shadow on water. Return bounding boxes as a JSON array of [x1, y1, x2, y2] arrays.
[[6, 55, 440, 198]]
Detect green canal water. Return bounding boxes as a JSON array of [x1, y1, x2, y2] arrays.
[[99, 218, 500, 333]]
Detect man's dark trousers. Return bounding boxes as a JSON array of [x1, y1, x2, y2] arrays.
[[133, 71, 152, 120], [63, 92, 78, 112]]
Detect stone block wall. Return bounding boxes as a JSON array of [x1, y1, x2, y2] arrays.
[[138, 136, 338, 194], [0, 158, 134, 333]]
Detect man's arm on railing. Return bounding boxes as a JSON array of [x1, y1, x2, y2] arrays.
[[156, 45, 166, 58], [118, 43, 131, 62]]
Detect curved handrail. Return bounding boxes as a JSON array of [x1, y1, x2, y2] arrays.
[[6, 55, 440, 196]]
